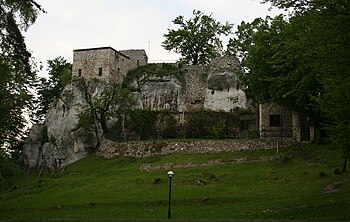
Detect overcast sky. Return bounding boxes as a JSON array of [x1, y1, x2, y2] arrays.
[[25, 0, 282, 76]]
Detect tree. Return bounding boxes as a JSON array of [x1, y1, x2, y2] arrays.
[[36, 57, 72, 121], [78, 80, 135, 141], [262, 0, 350, 170], [318, 76, 350, 172], [162, 10, 232, 65], [231, 0, 350, 170], [0, 0, 44, 150], [229, 14, 322, 118]]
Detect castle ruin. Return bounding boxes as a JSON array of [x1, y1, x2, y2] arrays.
[[71, 46, 249, 112]]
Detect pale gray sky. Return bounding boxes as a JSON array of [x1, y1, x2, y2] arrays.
[[25, 0, 282, 75]]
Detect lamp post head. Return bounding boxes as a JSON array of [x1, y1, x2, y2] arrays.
[[167, 171, 174, 178]]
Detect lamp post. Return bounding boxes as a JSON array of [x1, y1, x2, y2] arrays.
[[167, 170, 174, 219]]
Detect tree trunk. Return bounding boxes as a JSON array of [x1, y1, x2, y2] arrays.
[[314, 119, 322, 144], [342, 156, 347, 173], [122, 112, 126, 141], [99, 113, 108, 135]]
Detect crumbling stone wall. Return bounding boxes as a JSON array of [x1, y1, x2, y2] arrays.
[[184, 65, 208, 110], [98, 139, 293, 159]]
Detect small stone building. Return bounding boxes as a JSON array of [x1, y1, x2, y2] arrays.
[[72, 47, 147, 84], [259, 104, 314, 142]]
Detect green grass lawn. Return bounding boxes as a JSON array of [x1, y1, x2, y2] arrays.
[[0, 143, 349, 221]]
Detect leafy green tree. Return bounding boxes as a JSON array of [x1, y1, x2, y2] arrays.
[[162, 10, 232, 65], [261, 0, 350, 171], [78, 80, 135, 139], [0, 148, 21, 186], [318, 76, 350, 172], [0, 0, 44, 150], [229, 14, 322, 120], [36, 57, 72, 121], [231, 0, 350, 169]]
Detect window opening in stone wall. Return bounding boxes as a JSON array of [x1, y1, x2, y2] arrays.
[[269, 115, 282, 127], [137, 60, 140, 66], [117, 68, 120, 76], [115, 52, 119, 62], [98, 67, 102, 76], [78, 69, 82, 77]]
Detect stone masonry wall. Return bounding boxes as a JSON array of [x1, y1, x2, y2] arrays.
[[184, 65, 208, 110], [118, 49, 148, 83], [98, 139, 293, 159], [72, 47, 121, 83]]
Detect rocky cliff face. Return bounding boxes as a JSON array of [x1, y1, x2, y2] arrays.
[[23, 81, 103, 168], [204, 56, 246, 112], [132, 74, 187, 112], [23, 56, 250, 169]]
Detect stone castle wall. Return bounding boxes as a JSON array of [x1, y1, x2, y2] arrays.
[[184, 65, 208, 110]]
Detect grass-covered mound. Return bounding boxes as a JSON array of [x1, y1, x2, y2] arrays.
[[0, 143, 349, 221]]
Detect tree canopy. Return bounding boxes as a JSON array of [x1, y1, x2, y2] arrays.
[[36, 57, 72, 121], [0, 0, 44, 150], [230, 0, 350, 170], [162, 10, 232, 65]]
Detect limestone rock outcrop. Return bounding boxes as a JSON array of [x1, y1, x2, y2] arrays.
[[131, 74, 187, 112], [204, 56, 247, 112], [23, 81, 103, 168]]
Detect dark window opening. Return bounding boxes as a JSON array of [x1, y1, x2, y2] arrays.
[[137, 60, 140, 66], [78, 69, 82, 77], [98, 67, 102, 76], [269, 115, 282, 127], [115, 52, 119, 62], [211, 90, 215, 95], [117, 68, 120, 76]]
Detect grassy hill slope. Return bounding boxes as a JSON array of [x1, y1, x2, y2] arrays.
[[0, 143, 349, 221]]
